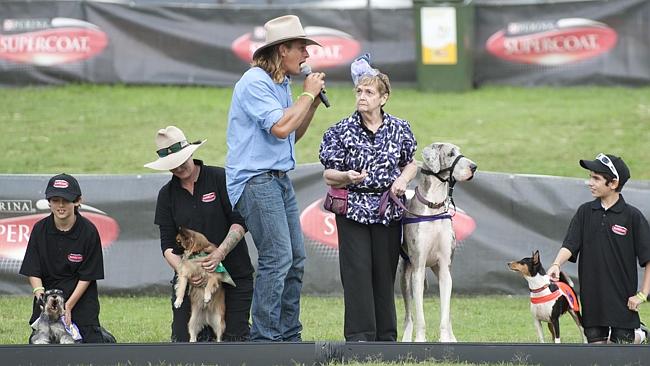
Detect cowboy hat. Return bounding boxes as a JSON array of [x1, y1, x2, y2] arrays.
[[144, 126, 205, 171], [252, 15, 321, 59]]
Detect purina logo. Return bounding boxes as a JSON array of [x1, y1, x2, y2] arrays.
[[0, 200, 35, 214], [202, 192, 216, 203], [611, 224, 628, 236], [68, 253, 83, 263], [0, 17, 108, 66], [52, 179, 69, 188], [0, 200, 119, 261], [231, 25, 360, 69], [486, 18, 617, 65], [299, 196, 476, 250]]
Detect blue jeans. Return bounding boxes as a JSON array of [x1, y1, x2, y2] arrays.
[[236, 172, 305, 341]]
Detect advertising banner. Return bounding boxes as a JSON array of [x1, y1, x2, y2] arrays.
[[2, 167, 649, 295], [474, 0, 650, 86], [2, 0, 648, 87], [0, 1, 415, 86]]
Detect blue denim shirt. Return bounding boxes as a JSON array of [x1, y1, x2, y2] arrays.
[[319, 111, 417, 225], [226, 67, 295, 207]]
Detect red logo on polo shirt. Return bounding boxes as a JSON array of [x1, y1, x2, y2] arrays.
[[202, 192, 216, 203], [68, 253, 83, 262], [53, 180, 69, 188], [611, 224, 628, 236]]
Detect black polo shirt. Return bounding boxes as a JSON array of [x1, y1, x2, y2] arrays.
[[154, 160, 253, 279], [19, 212, 104, 326], [563, 195, 650, 328]]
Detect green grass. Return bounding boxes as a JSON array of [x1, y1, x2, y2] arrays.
[[2, 85, 650, 364], [7, 294, 644, 345], [1, 85, 649, 179]]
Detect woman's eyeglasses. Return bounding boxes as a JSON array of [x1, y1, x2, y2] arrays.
[[596, 153, 619, 180]]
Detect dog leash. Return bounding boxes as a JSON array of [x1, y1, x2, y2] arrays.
[[379, 189, 453, 224]]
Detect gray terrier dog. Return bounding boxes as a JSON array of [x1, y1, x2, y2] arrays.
[[29, 289, 76, 344]]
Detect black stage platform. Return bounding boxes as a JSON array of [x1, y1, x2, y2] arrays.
[[2, 341, 649, 366]]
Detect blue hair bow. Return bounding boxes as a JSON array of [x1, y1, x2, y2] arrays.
[[351, 53, 378, 86]]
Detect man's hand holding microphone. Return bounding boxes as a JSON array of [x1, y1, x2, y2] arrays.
[[301, 64, 329, 108]]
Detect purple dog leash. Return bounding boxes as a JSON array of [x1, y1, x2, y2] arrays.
[[379, 189, 453, 224]]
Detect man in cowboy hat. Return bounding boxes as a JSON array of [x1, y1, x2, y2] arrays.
[[225, 14, 325, 342], [146, 126, 254, 342]]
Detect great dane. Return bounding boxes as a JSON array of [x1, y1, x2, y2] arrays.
[[400, 142, 477, 342]]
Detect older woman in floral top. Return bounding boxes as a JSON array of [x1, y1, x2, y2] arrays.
[[319, 55, 417, 341]]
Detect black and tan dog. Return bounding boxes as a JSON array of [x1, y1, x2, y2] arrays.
[[29, 289, 76, 344], [174, 227, 234, 342], [507, 250, 586, 343]]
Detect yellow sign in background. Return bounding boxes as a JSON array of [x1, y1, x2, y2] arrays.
[[421, 7, 458, 65]]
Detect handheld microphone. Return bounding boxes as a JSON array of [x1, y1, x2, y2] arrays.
[[300, 64, 330, 108]]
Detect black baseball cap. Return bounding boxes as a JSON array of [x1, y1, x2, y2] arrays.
[[45, 173, 82, 202], [579, 153, 630, 187]]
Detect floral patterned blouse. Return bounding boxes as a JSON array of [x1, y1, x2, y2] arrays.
[[319, 110, 417, 225]]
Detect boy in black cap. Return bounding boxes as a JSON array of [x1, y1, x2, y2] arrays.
[[19, 173, 111, 343], [548, 154, 650, 343]]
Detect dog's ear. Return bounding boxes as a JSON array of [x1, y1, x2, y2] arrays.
[[422, 144, 441, 173], [177, 226, 193, 244], [532, 250, 540, 264]]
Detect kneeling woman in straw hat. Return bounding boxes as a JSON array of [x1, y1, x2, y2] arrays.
[[225, 15, 326, 342], [145, 126, 254, 342]]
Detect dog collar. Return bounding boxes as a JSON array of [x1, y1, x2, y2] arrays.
[[529, 284, 550, 293], [414, 186, 446, 209], [188, 252, 207, 260]]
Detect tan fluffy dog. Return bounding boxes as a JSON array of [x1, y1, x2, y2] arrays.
[[174, 227, 230, 342]]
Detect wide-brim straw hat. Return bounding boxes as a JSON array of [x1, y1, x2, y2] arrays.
[[252, 15, 321, 59], [144, 126, 206, 171]]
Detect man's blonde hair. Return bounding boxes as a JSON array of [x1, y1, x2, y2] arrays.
[[251, 40, 301, 83]]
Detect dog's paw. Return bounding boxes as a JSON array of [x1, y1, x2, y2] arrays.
[[60, 336, 75, 344], [173, 299, 183, 309], [203, 294, 212, 304], [439, 335, 457, 343]]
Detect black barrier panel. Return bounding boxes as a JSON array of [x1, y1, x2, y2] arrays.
[[1, 168, 650, 295], [340, 342, 650, 366], [2, 341, 650, 366]]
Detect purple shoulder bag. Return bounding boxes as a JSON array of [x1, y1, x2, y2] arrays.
[[323, 187, 348, 215]]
